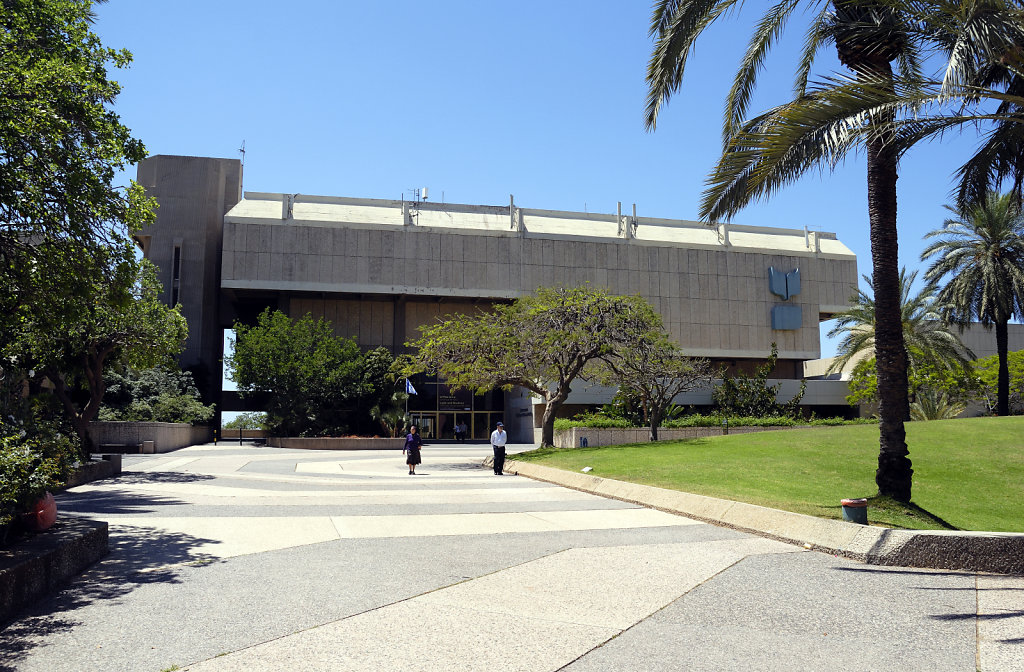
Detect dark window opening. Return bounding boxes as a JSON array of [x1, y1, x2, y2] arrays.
[[170, 245, 181, 307]]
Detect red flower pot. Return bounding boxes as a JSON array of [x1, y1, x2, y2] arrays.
[[21, 492, 57, 532]]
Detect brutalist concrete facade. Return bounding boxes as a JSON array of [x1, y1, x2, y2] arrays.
[[137, 155, 859, 442], [136, 155, 242, 404], [220, 194, 858, 362]]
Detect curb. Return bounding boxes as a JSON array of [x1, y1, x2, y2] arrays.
[[505, 460, 1024, 575], [0, 516, 109, 624]]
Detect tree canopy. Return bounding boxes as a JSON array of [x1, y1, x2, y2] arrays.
[[403, 286, 665, 447], [229, 309, 397, 437], [593, 332, 713, 441], [827, 268, 973, 380], [100, 365, 214, 425], [5, 252, 187, 454], [0, 0, 154, 333]]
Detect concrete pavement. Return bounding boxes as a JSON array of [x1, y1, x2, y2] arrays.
[[1, 442, 1021, 671]]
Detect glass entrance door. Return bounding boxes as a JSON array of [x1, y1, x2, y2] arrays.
[[411, 414, 436, 440]]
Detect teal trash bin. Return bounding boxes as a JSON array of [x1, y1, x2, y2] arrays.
[[841, 498, 868, 524]]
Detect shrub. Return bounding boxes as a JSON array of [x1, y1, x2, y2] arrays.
[[553, 412, 875, 431], [0, 433, 73, 531], [100, 367, 215, 425]]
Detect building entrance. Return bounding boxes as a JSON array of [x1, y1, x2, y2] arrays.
[[407, 376, 504, 440]]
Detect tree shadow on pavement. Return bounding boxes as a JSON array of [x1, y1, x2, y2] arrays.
[[0, 524, 220, 671], [108, 471, 218, 485], [57, 471, 216, 516]]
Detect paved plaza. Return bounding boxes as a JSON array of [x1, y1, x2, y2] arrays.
[[1, 443, 1022, 671]]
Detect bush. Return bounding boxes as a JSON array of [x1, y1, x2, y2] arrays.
[[553, 412, 876, 431], [0, 433, 73, 531], [100, 367, 215, 425]]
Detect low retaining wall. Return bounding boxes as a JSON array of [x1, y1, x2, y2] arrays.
[[218, 429, 267, 441], [266, 437, 406, 450], [88, 422, 211, 454], [0, 516, 109, 623], [554, 425, 795, 448], [61, 455, 122, 490]]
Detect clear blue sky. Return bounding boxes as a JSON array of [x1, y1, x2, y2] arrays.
[[95, 1, 991, 359]]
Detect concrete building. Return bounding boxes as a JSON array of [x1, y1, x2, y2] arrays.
[[137, 155, 860, 442]]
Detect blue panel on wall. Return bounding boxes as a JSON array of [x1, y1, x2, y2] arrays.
[[771, 304, 802, 330], [785, 268, 800, 298], [768, 266, 801, 300], [768, 267, 788, 299]]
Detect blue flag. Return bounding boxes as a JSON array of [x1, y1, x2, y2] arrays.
[[405, 379, 417, 395]]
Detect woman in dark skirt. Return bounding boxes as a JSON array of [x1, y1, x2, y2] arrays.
[[404, 425, 422, 475]]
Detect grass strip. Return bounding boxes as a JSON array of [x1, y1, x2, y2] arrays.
[[515, 416, 1024, 532]]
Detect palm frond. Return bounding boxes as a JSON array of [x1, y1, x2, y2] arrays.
[[725, 0, 803, 143], [646, 0, 743, 130]]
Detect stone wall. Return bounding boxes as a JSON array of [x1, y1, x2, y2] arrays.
[[265, 437, 405, 450], [87, 422, 211, 453]]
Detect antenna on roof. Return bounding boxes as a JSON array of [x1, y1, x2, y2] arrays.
[[238, 140, 246, 167]]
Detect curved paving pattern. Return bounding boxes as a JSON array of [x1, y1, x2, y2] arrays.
[[1, 443, 1020, 672]]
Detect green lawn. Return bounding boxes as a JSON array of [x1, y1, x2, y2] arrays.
[[516, 416, 1024, 532]]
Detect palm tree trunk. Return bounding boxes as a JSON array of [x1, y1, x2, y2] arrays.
[[866, 105, 913, 503], [996, 318, 1010, 416]]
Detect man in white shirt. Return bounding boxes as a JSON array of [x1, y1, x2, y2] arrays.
[[490, 421, 507, 475]]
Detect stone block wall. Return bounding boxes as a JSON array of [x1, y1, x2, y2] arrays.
[[87, 422, 211, 453]]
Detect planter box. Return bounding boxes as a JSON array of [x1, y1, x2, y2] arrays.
[[265, 437, 406, 450], [0, 516, 108, 623], [553, 425, 795, 448]]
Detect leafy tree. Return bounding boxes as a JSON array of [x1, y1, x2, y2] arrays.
[[223, 412, 268, 431], [99, 366, 214, 425], [923, 192, 1024, 416], [712, 344, 806, 418], [5, 253, 186, 456], [403, 286, 663, 447], [846, 355, 981, 410], [645, 1, 1022, 501], [0, 0, 154, 342], [973, 348, 1024, 414], [229, 309, 396, 437], [595, 333, 713, 441]]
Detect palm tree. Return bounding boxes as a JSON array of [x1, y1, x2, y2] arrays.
[[827, 268, 973, 376], [922, 192, 1024, 415], [645, 0, 1020, 501], [647, 0, 930, 501]]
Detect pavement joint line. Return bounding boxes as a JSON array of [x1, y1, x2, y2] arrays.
[[974, 574, 982, 671], [547, 553, 748, 672], [181, 543, 584, 670]]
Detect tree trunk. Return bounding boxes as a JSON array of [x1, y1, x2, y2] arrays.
[[47, 371, 97, 459], [867, 125, 913, 502], [649, 408, 664, 442], [996, 318, 1010, 416], [540, 390, 569, 447]]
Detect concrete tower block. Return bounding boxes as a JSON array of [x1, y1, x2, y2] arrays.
[[136, 155, 242, 403]]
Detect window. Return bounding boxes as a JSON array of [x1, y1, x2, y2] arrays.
[[170, 244, 181, 307]]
